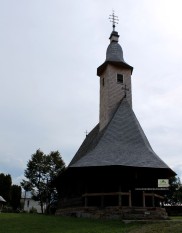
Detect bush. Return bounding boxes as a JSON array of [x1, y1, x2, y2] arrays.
[[29, 207, 37, 214], [1, 206, 13, 213]]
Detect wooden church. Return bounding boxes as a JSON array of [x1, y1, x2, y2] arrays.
[[55, 14, 176, 219]]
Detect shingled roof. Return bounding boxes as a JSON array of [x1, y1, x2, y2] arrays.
[[0, 196, 6, 202], [97, 30, 133, 76], [69, 98, 172, 171]]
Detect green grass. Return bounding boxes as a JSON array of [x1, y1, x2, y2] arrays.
[[0, 213, 137, 233], [0, 213, 182, 233]]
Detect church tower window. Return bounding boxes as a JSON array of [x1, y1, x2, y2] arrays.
[[117, 74, 124, 84]]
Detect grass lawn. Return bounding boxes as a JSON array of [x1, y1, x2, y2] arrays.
[[0, 213, 182, 233]]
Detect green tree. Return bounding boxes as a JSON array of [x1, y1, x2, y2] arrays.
[[0, 173, 12, 202], [10, 185, 22, 210], [45, 151, 65, 211], [165, 176, 182, 205], [23, 149, 47, 213], [22, 149, 65, 213]]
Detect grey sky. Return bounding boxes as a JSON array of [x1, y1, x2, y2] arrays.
[[0, 0, 182, 184]]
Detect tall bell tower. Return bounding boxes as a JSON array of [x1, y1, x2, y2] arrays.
[[97, 12, 133, 131]]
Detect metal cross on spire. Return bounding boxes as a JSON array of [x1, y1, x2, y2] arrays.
[[109, 10, 119, 31], [122, 85, 129, 98], [85, 130, 88, 137]]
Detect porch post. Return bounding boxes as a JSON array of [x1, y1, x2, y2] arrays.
[[143, 191, 145, 207], [84, 185, 88, 207], [101, 195, 104, 208], [84, 196, 88, 207], [152, 193, 155, 207], [129, 190, 132, 207], [118, 185, 122, 206]]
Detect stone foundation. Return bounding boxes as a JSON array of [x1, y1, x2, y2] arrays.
[[56, 206, 169, 220]]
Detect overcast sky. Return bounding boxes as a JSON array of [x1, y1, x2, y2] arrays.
[[0, 0, 182, 184]]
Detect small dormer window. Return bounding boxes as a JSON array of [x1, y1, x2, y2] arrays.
[[117, 74, 124, 84]]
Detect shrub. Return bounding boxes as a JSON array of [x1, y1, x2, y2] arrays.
[[29, 207, 37, 214]]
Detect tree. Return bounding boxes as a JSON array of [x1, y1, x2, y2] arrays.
[[165, 176, 182, 205], [10, 185, 22, 210], [0, 173, 12, 202], [45, 151, 65, 212], [0, 173, 21, 211], [22, 149, 65, 213], [22, 149, 47, 213]]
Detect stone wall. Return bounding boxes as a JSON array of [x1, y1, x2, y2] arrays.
[[56, 206, 169, 220]]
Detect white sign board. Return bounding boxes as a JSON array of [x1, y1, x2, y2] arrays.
[[158, 179, 169, 187]]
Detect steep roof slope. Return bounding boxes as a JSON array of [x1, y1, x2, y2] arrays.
[[69, 98, 171, 170], [0, 196, 6, 202]]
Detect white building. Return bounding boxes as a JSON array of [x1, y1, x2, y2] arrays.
[[21, 192, 43, 213]]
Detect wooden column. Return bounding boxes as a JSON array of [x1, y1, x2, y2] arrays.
[[118, 186, 122, 206], [101, 195, 104, 208], [152, 193, 155, 207], [84, 196, 88, 207], [118, 195, 122, 206], [84, 185, 88, 207], [143, 191, 145, 207], [129, 190, 132, 207]]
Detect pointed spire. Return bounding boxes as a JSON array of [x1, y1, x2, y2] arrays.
[[97, 12, 133, 76], [106, 11, 123, 61]]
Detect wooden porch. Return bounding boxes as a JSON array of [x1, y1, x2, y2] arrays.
[[83, 191, 132, 207], [82, 191, 165, 208]]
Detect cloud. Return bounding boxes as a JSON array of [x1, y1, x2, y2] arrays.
[[172, 164, 182, 180], [0, 0, 182, 184]]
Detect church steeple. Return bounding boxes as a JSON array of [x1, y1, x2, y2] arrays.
[[106, 30, 124, 62], [106, 11, 125, 62], [97, 13, 133, 131]]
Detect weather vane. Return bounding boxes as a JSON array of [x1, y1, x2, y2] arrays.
[[109, 10, 119, 31]]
